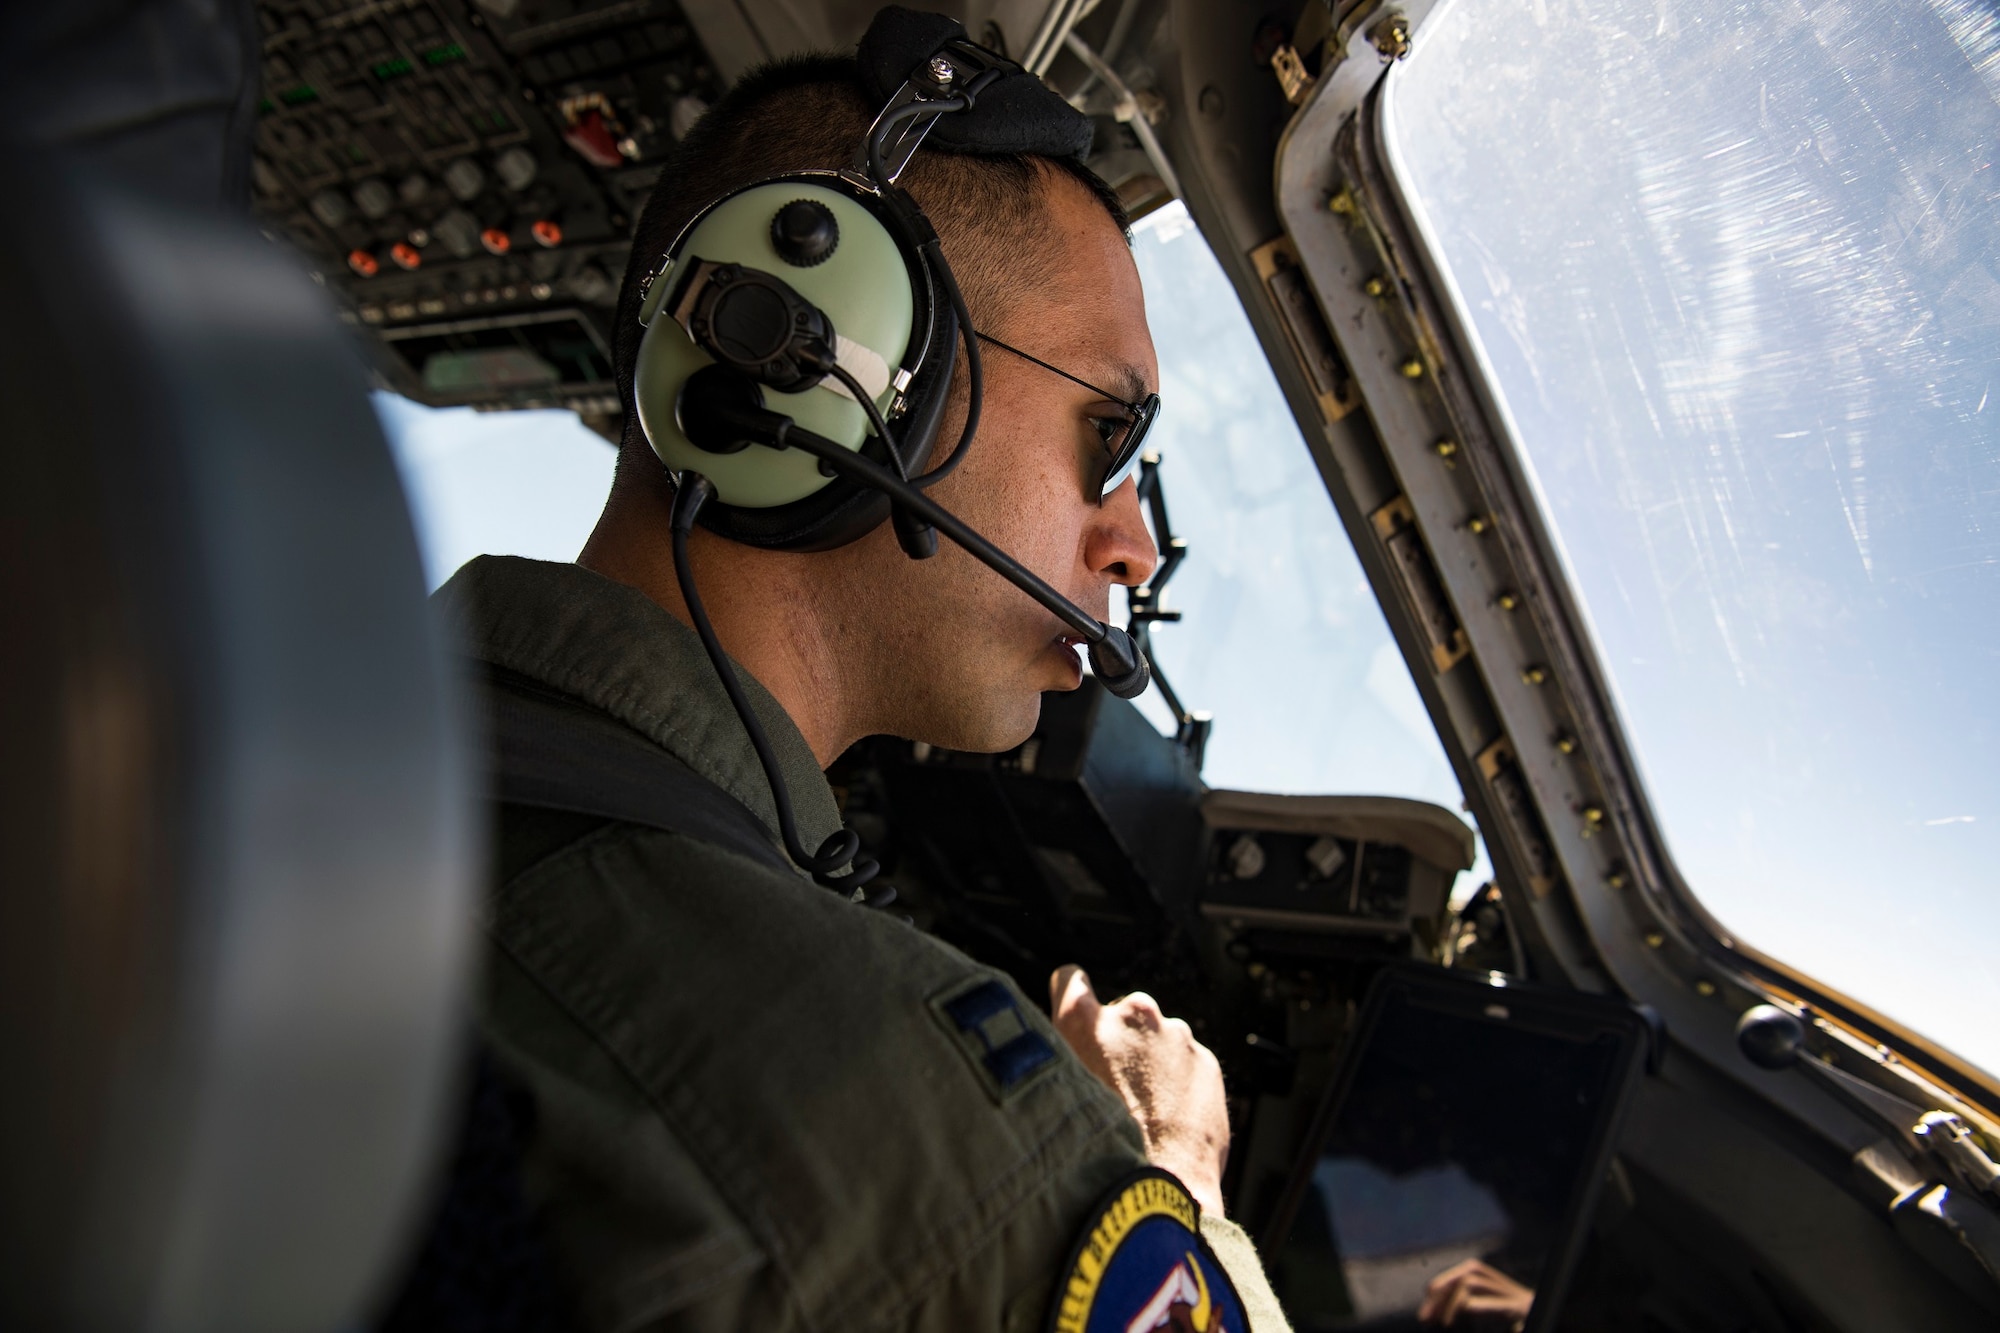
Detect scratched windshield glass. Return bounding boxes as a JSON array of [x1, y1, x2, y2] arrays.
[[1386, 0, 2000, 1075]]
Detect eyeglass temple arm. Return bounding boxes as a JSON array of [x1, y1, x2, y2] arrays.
[[973, 330, 1142, 411]]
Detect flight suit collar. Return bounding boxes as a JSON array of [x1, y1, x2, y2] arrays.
[[433, 554, 842, 862]]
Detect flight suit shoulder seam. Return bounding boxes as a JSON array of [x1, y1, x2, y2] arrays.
[[494, 816, 623, 897], [472, 641, 779, 825], [496, 818, 800, 904]]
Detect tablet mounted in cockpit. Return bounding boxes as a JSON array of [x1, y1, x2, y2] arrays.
[[1260, 966, 1651, 1332]]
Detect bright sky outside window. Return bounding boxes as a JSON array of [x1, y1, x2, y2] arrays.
[[1126, 207, 1472, 852], [376, 204, 1480, 892], [377, 393, 613, 587], [1385, 0, 2000, 1075]]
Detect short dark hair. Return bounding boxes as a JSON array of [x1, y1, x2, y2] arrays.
[[611, 54, 1129, 460]]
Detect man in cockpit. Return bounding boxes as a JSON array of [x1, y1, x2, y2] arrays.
[[393, 10, 1290, 1331]]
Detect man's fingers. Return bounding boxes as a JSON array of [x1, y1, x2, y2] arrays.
[[1050, 965, 1099, 1029], [1114, 990, 1166, 1032], [1418, 1263, 1469, 1323]]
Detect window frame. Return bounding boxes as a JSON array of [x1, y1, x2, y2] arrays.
[[1265, 0, 2000, 1130]]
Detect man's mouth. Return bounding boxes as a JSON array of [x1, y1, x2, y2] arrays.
[[1052, 634, 1088, 684]]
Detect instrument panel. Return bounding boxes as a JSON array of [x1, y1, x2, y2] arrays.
[[250, 0, 1177, 439], [251, 0, 722, 434]]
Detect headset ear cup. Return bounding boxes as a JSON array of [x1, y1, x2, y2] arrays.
[[692, 263, 956, 551], [892, 295, 959, 478]]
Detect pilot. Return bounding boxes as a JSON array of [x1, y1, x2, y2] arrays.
[[393, 8, 1290, 1331]]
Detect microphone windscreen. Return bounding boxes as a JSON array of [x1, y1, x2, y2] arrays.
[[1089, 628, 1152, 700]]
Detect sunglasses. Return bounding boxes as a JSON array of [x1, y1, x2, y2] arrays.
[[975, 331, 1160, 498]]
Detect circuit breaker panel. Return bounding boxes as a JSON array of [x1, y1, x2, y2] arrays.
[[251, 0, 722, 434]]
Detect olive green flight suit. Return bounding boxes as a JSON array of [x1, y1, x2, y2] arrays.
[[434, 556, 1289, 1333]]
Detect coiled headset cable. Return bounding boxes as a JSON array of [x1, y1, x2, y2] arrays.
[[670, 473, 892, 906]]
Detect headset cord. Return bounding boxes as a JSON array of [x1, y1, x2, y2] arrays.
[[911, 245, 980, 491], [864, 73, 996, 492], [670, 473, 892, 905], [824, 361, 909, 481]]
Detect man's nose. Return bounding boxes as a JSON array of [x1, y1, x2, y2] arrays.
[[1088, 476, 1160, 589]]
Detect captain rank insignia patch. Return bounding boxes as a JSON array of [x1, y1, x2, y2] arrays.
[[1047, 1169, 1248, 1333], [930, 977, 1058, 1103]]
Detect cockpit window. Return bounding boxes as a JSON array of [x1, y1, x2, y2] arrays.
[[1126, 206, 1479, 884], [1385, 0, 2000, 1073], [379, 394, 613, 588]]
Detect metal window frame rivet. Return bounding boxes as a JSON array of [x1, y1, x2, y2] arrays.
[[1370, 13, 1414, 62]]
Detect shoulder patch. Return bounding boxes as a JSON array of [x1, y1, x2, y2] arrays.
[[928, 977, 1058, 1103], [1047, 1170, 1249, 1333]]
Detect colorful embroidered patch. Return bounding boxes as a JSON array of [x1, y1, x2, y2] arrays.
[[930, 977, 1058, 1102], [1047, 1169, 1248, 1333]]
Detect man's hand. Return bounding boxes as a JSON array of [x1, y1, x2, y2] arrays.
[[1415, 1259, 1534, 1330], [1049, 965, 1231, 1216]]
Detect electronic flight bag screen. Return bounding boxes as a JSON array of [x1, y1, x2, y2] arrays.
[[1263, 965, 1649, 1332]]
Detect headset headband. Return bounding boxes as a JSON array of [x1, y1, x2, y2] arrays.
[[855, 7, 1095, 160]]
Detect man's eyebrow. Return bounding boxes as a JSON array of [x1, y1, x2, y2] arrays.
[[1101, 363, 1152, 404]]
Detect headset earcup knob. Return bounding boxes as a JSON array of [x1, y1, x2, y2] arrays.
[[771, 199, 840, 267]]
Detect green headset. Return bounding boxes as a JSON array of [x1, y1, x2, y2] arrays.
[[628, 10, 1151, 895], [632, 167, 960, 551]]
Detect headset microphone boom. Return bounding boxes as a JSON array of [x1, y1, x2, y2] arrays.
[[674, 362, 1152, 698]]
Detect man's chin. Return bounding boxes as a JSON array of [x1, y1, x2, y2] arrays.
[[909, 688, 1047, 756]]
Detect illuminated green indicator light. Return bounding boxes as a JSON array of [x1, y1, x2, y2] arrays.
[[422, 43, 466, 66], [257, 97, 275, 114], [278, 84, 319, 106], [372, 57, 413, 80]]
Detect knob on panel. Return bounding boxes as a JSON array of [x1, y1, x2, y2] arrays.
[[770, 198, 839, 267], [1736, 1003, 1805, 1070]]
